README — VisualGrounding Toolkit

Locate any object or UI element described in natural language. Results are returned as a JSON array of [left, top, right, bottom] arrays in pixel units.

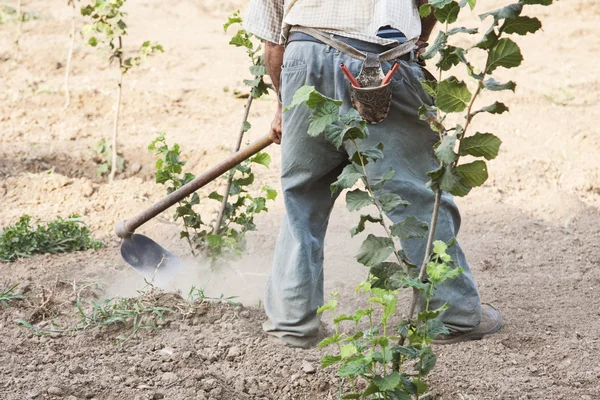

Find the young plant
[[63, 0, 79, 108], [149, 132, 276, 264], [0, 283, 26, 307], [91, 137, 124, 177], [0, 215, 102, 262], [81, 0, 163, 182], [209, 12, 274, 240], [187, 284, 239, 307], [285, 1, 549, 395]]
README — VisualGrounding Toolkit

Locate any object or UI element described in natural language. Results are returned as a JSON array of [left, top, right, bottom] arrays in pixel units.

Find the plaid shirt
[[244, 0, 422, 46]]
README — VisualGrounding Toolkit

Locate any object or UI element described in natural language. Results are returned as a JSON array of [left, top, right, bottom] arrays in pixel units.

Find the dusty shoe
[[265, 321, 332, 349], [432, 303, 503, 345]]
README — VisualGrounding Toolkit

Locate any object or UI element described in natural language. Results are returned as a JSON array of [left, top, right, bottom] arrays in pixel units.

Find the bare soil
[[1, 0, 600, 399]]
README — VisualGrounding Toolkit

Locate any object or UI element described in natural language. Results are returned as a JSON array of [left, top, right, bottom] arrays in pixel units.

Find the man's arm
[[417, 0, 437, 54], [265, 41, 285, 144], [243, 0, 285, 144]]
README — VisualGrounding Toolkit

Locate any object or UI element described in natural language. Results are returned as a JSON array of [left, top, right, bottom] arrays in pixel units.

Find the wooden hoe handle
[[115, 134, 273, 238]]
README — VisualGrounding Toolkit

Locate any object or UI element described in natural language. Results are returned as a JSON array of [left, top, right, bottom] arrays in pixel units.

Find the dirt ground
[[1, 0, 600, 399]]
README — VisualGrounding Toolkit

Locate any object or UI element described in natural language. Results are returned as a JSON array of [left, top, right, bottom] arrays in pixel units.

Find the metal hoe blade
[[120, 234, 184, 281]]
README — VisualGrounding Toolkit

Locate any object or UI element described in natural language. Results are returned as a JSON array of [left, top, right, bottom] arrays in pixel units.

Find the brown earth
[[1, 0, 600, 399]]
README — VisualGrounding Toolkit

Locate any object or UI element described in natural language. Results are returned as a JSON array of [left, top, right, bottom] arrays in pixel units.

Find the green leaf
[[434, 134, 458, 163], [321, 354, 342, 368], [418, 303, 450, 322], [370, 262, 404, 290], [436, 78, 472, 113], [420, 80, 438, 97], [413, 379, 429, 395], [425, 319, 450, 339], [427, 165, 472, 197], [459, 133, 502, 160], [263, 186, 278, 200], [503, 16, 542, 35], [447, 26, 478, 35], [434, 1, 460, 24], [387, 390, 411, 400], [318, 334, 340, 348], [483, 78, 516, 92], [242, 120, 251, 132], [250, 152, 271, 167], [419, 4, 432, 17], [520, 0, 552, 5], [427, 262, 463, 284], [472, 101, 509, 117], [223, 11, 243, 31], [208, 191, 223, 201], [371, 167, 395, 191], [437, 46, 462, 72], [284, 86, 342, 112], [433, 240, 448, 255], [456, 160, 488, 187], [331, 164, 363, 194], [308, 101, 340, 137], [378, 192, 409, 212], [390, 345, 421, 359], [374, 372, 401, 391], [249, 65, 267, 76], [88, 37, 98, 46], [338, 359, 368, 377], [362, 383, 381, 398], [317, 299, 337, 314], [486, 38, 523, 73], [421, 31, 447, 60], [351, 142, 384, 165], [400, 277, 430, 292], [429, 0, 454, 8], [346, 189, 373, 212], [418, 348, 437, 375], [340, 343, 358, 359], [323, 124, 345, 148], [475, 29, 499, 50], [390, 216, 429, 240], [480, 3, 523, 21], [459, 0, 476, 10], [356, 235, 395, 267], [350, 214, 383, 237]]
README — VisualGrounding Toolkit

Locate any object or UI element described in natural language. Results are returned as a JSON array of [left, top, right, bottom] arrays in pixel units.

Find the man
[[244, 0, 502, 348]]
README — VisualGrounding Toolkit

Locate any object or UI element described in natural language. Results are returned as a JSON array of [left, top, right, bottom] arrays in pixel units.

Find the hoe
[[115, 135, 272, 280]]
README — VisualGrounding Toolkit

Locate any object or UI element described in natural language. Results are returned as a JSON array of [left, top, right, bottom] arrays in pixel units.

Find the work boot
[[432, 303, 503, 345]]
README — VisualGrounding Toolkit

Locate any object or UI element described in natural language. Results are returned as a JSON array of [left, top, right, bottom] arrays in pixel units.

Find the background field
[[1, 0, 600, 399]]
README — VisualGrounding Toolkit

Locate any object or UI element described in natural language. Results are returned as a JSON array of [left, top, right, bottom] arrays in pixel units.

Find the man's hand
[[265, 41, 285, 145], [270, 104, 282, 144]]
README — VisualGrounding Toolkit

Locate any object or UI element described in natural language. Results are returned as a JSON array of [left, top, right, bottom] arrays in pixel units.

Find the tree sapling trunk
[[64, 2, 76, 109], [109, 37, 124, 183], [212, 94, 254, 236]]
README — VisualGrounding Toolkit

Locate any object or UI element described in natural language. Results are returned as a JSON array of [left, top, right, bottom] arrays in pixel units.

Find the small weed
[[0, 3, 38, 25], [187, 284, 239, 307], [91, 138, 124, 177], [0, 215, 102, 262], [0, 283, 25, 307], [18, 287, 173, 344], [75, 295, 171, 343]]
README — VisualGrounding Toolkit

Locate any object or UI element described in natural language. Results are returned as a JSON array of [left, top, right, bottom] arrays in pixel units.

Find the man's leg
[[339, 57, 483, 332], [263, 41, 348, 347]]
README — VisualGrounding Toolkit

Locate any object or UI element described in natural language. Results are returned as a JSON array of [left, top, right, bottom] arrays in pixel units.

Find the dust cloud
[[105, 254, 271, 307]]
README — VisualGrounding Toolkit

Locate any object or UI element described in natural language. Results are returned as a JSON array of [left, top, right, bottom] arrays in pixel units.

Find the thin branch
[[109, 36, 123, 183], [64, 4, 76, 109], [212, 94, 254, 237]]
